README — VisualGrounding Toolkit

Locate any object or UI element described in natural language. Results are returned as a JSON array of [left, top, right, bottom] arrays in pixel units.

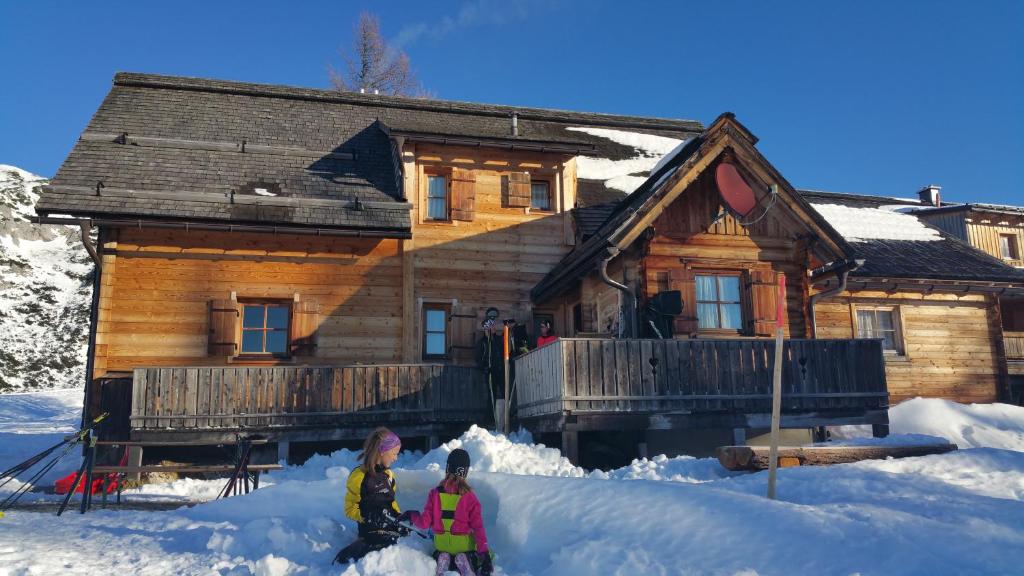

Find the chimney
[[917, 184, 941, 207], [511, 112, 519, 137]]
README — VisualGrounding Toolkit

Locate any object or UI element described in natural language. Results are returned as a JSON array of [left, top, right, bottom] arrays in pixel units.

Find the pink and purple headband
[[379, 431, 401, 453]]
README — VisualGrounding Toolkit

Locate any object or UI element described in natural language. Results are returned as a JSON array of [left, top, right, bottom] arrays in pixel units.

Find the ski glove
[[396, 510, 417, 523], [477, 552, 494, 576]]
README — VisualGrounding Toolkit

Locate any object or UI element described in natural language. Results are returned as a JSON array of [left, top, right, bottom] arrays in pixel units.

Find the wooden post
[[126, 445, 143, 483], [767, 273, 786, 500], [561, 430, 579, 465], [503, 325, 511, 434], [277, 440, 290, 464]]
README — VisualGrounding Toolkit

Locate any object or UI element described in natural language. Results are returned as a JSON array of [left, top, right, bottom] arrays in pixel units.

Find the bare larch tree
[[330, 13, 423, 97]]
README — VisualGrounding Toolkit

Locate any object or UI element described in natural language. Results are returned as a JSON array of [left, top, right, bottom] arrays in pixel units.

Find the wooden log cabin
[[32, 73, 1024, 465], [33, 73, 703, 461]]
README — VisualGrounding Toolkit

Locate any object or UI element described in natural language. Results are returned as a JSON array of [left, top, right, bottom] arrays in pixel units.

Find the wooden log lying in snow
[[716, 444, 958, 471]]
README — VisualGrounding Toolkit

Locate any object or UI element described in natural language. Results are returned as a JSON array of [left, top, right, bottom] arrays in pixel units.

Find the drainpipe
[[599, 248, 637, 338], [809, 258, 864, 338], [79, 220, 102, 269], [80, 227, 104, 437]]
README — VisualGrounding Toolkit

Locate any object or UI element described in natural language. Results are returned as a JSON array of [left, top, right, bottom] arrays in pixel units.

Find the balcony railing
[[514, 338, 888, 419], [128, 364, 490, 432]]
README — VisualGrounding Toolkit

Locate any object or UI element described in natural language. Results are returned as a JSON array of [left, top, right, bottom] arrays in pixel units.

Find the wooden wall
[[965, 215, 1024, 269], [402, 143, 577, 362], [641, 169, 811, 337], [94, 228, 404, 376], [814, 290, 1002, 403]]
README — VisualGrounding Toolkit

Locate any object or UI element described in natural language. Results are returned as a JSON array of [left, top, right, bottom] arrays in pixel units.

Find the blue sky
[[1, 0, 1021, 204]]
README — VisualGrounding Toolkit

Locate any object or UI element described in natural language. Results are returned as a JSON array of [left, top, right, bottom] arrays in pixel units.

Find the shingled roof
[[36, 73, 700, 233], [800, 190, 1024, 284]]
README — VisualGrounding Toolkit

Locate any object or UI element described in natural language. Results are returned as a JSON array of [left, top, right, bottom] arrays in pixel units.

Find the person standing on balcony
[[536, 320, 558, 347], [334, 428, 408, 565], [476, 319, 505, 425]]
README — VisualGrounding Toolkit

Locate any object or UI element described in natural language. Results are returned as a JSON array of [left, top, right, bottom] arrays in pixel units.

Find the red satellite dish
[[715, 162, 757, 218]]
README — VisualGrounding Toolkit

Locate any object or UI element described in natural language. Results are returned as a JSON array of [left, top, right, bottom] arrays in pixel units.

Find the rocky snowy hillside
[[0, 165, 92, 391]]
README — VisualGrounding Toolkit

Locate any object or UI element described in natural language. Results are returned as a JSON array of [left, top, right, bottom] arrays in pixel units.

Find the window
[[423, 304, 450, 359], [241, 302, 290, 355], [427, 174, 448, 220], [531, 180, 551, 211], [856, 307, 902, 354], [1000, 234, 1019, 260], [696, 274, 742, 330]]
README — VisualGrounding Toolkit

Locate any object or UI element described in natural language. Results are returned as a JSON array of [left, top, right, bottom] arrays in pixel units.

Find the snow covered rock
[[0, 165, 93, 391]]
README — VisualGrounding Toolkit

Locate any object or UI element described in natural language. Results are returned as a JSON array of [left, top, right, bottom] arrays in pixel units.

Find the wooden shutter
[[449, 304, 478, 363], [745, 269, 779, 337], [507, 171, 531, 207], [668, 268, 698, 336], [451, 168, 476, 221], [290, 299, 320, 357], [208, 299, 240, 356]]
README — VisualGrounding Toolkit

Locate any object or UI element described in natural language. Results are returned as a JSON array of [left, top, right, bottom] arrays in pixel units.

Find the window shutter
[[449, 304, 478, 363], [208, 299, 240, 356], [290, 299, 320, 357], [668, 269, 698, 336], [507, 171, 531, 208], [745, 269, 779, 337], [451, 168, 476, 221]]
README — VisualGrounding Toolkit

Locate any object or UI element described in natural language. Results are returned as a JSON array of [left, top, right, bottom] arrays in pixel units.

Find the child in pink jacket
[[402, 449, 492, 576]]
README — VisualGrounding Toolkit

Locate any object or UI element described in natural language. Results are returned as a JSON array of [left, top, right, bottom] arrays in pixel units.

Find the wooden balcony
[[117, 364, 490, 443], [1005, 332, 1024, 360], [514, 338, 889, 432]]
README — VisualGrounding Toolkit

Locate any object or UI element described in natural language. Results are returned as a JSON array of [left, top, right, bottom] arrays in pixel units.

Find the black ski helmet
[[446, 448, 471, 478]]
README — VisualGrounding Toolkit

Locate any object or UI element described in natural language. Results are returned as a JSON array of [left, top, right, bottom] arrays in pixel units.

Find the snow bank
[[4, 391, 1024, 574], [832, 397, 1024, 451]]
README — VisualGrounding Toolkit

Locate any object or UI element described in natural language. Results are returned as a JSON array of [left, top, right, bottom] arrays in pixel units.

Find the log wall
[[643, 168, 810, 337], [814, 290, 1002, 403], [94, 228, 405, 375], [403, 143, 576, 361]]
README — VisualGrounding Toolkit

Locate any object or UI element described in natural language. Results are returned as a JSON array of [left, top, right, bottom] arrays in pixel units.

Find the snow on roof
[[567, 127, 685, 193], [811, 202, 942, 242]]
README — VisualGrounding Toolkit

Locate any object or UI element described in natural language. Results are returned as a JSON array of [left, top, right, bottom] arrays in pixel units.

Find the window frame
[[425, 172, 450, 222], [422, 303, 452, 361], [999, 233, 1019, 260], [694, 272, 744, 334], [237, 299, 293, 359], [852, 305, 905, 356], [529, 178, 552, 211]]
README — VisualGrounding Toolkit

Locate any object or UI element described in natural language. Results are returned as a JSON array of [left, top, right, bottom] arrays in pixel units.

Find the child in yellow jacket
[[333, 427, 406, 565]]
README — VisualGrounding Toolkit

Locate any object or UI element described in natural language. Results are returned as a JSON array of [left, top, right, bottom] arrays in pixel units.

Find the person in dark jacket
[[333, 428, 407, 564]]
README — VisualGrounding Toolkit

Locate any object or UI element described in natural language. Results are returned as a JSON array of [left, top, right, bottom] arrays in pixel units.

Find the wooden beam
[[716, 443, 957, 471]]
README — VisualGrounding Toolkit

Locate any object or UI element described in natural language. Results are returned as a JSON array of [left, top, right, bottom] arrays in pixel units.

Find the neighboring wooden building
[[913, 198, 1024, 401]]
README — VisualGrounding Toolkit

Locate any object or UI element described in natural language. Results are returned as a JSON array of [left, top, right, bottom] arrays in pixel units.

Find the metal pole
[[767, 273, 787, 500], [503, 325, 511, 434]]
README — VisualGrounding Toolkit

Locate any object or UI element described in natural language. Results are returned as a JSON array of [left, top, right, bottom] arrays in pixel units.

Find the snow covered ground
[[2, 391, 1023, 575]]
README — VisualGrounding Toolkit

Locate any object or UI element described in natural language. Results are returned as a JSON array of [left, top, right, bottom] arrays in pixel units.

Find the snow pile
[[0, 165, 93, 391], [412, 425, 585, 477], [810, 202, 942, 242], [567, 127, 685, 194], [890, 398, 1024, 450], [831, 397, 1024, 451], [592, 453, 739, 483]]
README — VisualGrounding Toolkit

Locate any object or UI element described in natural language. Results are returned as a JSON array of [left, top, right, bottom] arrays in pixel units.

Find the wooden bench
[[89, 463, 283, 506]]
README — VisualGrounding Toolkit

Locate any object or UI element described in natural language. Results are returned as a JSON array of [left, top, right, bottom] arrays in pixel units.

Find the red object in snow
[[715, 162, 757, 218], [54, 472, 119, 495]]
